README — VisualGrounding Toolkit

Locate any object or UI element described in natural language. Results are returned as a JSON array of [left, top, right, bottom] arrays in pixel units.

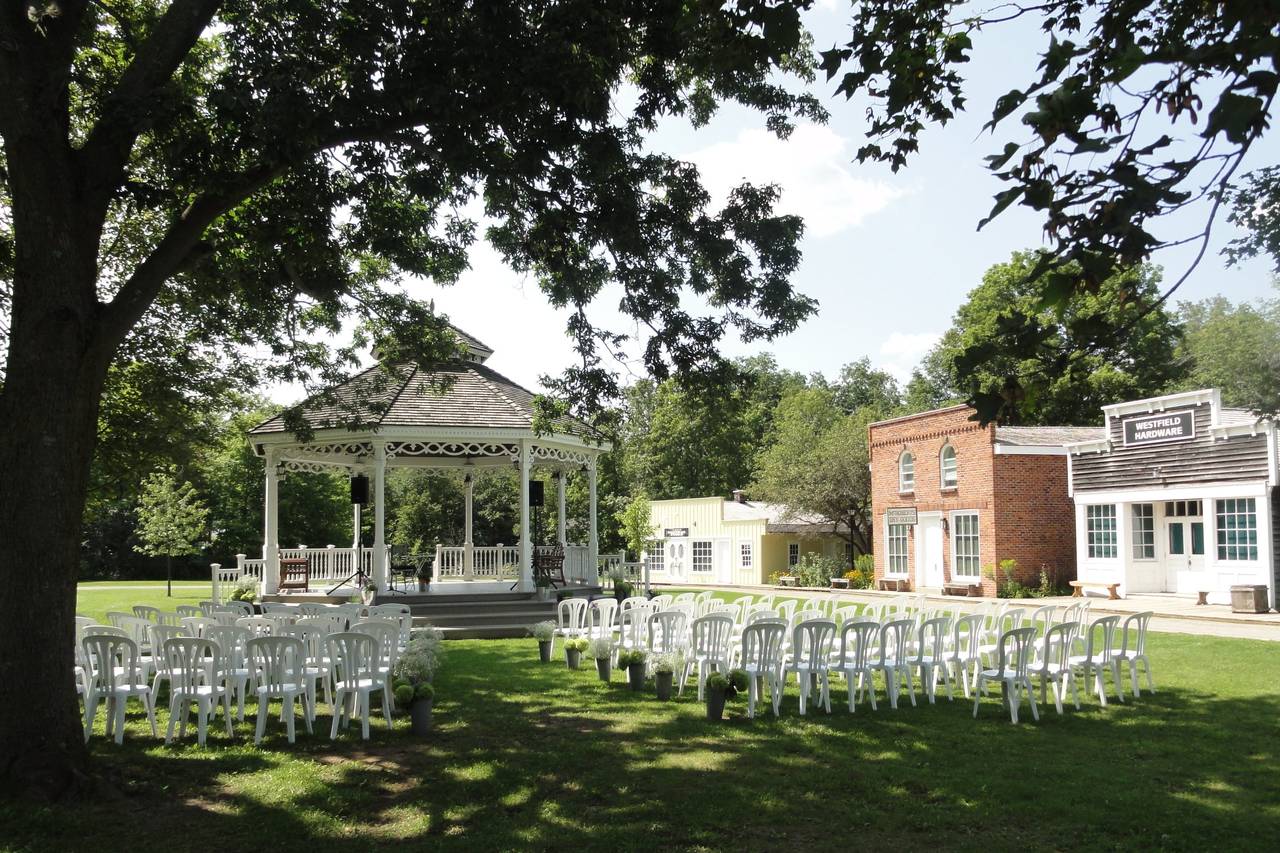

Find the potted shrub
[[229, 577, 258, 608], [588, 637, 614, 681], [535, 574, 554, 602], [651, 651, 682, 700], [705, 668, 749, 721], [530, 620, 556, 662], [391, 626, 445, 736], [361, 581, 377, 605], [617, 650, 647, 691], [564, 637, 588, 669], [416, 563, 432, 593]]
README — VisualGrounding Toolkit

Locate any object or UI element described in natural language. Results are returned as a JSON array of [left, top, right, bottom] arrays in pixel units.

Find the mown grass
[[4, 592, 1279, 852], [75, 582, 216, 623]]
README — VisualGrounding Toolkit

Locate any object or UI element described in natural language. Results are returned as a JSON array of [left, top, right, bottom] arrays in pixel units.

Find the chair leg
[[285, 695, 296, 744], [166, 695, 179, 745], [972, 678, 982, 718], [382, 685, 394, 730], [113, 699, 126, 745], [197, 699, 209, 747], [360, 692, 371, 740], [1111, 660, 1125, 703], [1142, 656, 1155, 693], [145, 692, 158, 737], [254, 697, 268, 745], [1026, 678, 1039, 722], [330, 688, 343, 739]]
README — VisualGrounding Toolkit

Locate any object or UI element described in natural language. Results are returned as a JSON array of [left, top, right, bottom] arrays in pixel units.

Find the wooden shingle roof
[[249, 360, 581, 435]]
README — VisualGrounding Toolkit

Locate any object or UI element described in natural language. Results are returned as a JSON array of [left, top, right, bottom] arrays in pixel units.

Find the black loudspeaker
[[350, 474, 369, 505], [528, 480, 544, 507]]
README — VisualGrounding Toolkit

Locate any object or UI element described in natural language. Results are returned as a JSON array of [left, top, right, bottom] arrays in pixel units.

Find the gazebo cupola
[[244, 324, 608, 595]]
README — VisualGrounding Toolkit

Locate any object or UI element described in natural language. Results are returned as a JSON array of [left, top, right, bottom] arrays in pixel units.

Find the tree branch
[[76, 0, 224, 214]]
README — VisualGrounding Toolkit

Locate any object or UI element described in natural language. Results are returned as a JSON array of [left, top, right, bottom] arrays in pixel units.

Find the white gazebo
[[233, 327, 611, 596]]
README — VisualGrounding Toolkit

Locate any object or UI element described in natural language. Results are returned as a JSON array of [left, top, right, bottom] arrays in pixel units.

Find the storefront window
[[1086, 505, 1117, 559], [899, 451, 915, 492], [951, 512, 980, 577], [740, 543, 753, 568], [1215, 498, 1258, 561], [691, 540, 713, 572], [1131, 504, 1155, 559], [887, 523, 909, 574], [645, 541, 664, 573], [787, 542, 799, 567], [940, 444, 958, 489]]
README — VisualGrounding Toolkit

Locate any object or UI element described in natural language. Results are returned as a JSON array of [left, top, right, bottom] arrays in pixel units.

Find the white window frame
[[898, 450, 915, 493], [691, 540, 713, 573], [1215, 498, 1258, 562], [1131, 504, 1155, 560], [645, 540, 665, 573], [739, 542, 753, 569], [886, 521, 910, 576], [787, 542, 800, 567], [940, 444, 958, 490], [1086, 504, 1118, 559], [949, 511, 980, 578]]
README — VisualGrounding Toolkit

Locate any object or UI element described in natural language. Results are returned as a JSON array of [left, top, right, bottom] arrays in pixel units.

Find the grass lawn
[[4, 585, 1279, 851], [75, 581, 216, 623]]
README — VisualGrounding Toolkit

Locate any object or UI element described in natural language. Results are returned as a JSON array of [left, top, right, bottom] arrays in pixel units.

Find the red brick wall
[[991, 453, 1077, 589], [868, 406, 1076, 595], [868, 406, 997, 593]]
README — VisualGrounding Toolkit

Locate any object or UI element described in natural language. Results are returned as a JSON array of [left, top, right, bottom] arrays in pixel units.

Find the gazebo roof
[[249, 359, 585, 436]]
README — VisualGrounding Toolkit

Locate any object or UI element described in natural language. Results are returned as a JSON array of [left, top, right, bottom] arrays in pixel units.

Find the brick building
[[868, 405, 1102, 595]]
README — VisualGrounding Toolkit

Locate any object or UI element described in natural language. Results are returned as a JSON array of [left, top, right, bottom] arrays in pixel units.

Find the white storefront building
[[1067, 389, 1278, 606]]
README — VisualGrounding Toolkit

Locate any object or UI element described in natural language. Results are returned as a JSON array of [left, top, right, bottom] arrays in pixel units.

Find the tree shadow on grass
[[4, 639, 1279, 852]]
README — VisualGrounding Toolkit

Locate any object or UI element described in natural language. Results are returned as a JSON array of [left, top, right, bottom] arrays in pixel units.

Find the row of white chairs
[[75, 608, 413, 746]]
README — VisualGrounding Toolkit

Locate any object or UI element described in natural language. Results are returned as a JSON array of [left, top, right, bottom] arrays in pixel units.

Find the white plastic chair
[[205, 625, 253, 720], [247, 635, 314, 744], [349, 618, 401, 696], [161, 637, 234, 747], [132, 605, 162, 622], [553, 598, 589, 654], [1032, 621, 1079, 715], [909, 616, 953, 704], [869, 618, 916, 709], [236, 616, 275, 637], [943, 613, 984, 697], [615, 605, 651, 660], [740, 619, 787, 719], [1111, 611, 1155, 697], [973, 626, 1039, 724], [1068, 615, 1122, 706], [281, 623, 332, 708], [175, 605, 203, 619], [776, 599, 797, 622], [833, 620, 879, 712], [683, 614, 734, 699], [585, 598, 619, 640], [647, 610, 688, 658], [82, 631, 159, 744], [179, 616, 217, 638], [327, 632, 391, 740], [785, 619, 836, 715], [147, 624, 188, 695]]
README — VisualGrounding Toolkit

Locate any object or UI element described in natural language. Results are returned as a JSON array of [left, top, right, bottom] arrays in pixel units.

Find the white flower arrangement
[[394, 625, 446, 686], [586, 636, 615, 660], [650, 650, 684, 674], [530, 620, 556, 642]]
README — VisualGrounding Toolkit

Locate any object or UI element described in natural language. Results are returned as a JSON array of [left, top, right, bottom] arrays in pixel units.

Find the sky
[[275, 4, 1279, 403]]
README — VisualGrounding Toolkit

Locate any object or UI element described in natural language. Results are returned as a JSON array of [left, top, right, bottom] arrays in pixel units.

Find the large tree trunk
[[0, 126, 111, 797]]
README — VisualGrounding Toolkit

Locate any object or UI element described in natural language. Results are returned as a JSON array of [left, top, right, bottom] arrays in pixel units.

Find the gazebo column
[[556, 471, 567, 546], [587, 457, 599, 582], [372, 443, 388, 591], [463, 473, 475, 582], [262, 449, 281, 595], [519, 440, 532, 591]]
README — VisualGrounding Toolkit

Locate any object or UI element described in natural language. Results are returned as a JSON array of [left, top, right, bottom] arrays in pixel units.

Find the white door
[[1164, 517, 1205, 591], [920, 516, 945, 587], [714, 539, 732, 584], [666, 540, 687, 581]]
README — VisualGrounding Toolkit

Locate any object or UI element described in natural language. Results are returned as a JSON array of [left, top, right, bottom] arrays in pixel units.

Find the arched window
[[940, 443, 958, 489], [898, 451, 915, 492]]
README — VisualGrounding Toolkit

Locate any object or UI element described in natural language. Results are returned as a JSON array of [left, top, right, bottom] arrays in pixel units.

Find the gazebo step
[[413, 609, 556, 629], [437, 623, 554, 640]]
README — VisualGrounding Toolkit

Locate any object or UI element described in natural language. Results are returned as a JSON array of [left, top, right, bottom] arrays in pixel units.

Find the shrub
[[727, 669, 749, 693], [792, 553, 845, 588], [843, 554, 875, 589], [529, 621, 556, 642], [229, 577, 258, 602], [564, 638, 590, 653], [985, 559, 1033, 598], [394, 684, 414, 707], [617, 649, 647, 667], [705, 672, 730, 693], [414, 682, 434, 702], [1032, 563, 1071, 597]]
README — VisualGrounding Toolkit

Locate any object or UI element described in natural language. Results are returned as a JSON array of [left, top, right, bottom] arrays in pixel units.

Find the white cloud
[[684, 123, 906, 238], [878, 331, 941, 383]]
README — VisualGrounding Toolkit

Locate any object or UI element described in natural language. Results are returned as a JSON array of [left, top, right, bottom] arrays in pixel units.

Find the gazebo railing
[[433, 544, 521, 579]]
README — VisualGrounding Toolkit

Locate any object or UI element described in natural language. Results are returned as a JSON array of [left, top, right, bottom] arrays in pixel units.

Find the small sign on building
[[1122, 410, 1195, 447], [663, 527, 689, 538], [885, 507, 918, 526]]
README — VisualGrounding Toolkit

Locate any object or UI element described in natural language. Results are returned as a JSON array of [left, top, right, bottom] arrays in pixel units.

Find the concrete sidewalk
[[654, 582, 1280, 643]]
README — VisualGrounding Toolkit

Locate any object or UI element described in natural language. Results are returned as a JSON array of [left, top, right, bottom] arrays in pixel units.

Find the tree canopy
[[819, 0, 1280, 420]]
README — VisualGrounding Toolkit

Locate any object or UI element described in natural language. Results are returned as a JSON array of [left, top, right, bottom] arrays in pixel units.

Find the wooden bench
[[279, 557, 310, 592], [1069, 580, 1121, 600], [943, 582, 982, 597], [777, 575, 798, 587], [877, 578, 910, 592]]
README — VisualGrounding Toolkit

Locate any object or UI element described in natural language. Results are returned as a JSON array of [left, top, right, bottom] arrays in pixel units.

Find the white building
[[1067, 389, 1277, 606]]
